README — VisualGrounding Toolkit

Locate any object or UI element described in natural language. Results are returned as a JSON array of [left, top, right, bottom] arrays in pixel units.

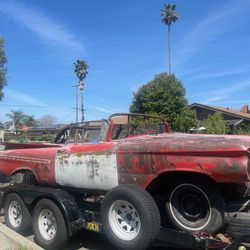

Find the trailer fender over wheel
[[4, 193, 32, 234], [33, 199, 68, 250], [165, 177, 225, 233], [101, 184, 161, 250]]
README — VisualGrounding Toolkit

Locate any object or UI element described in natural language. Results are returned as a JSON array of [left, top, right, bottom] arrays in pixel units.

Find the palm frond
[[161, 3, 180, 25]]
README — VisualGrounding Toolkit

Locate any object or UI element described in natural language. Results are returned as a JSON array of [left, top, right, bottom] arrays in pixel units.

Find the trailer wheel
[[165, 177, 224, 233], [33, 199, 68, 250], [101, 185, 160, 250], [4, 193, 32, 234]]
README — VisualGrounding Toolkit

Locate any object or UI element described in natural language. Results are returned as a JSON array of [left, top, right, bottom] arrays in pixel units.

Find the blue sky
[[0, 0, 250, 123]]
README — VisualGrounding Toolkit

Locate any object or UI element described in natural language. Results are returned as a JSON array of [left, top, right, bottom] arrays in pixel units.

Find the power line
[[0, 104, 48, 108]]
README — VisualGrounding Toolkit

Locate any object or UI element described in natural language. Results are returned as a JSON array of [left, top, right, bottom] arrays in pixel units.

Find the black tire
[[224, 211, 250, 238], [33, 199, 68, 250], [101, 184, 160, 250], [165, 176, 224, 233], [4, 193, 32, 234], [23, 171, 37, 185]]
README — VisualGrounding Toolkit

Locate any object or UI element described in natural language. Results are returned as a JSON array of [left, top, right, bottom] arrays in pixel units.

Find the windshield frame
[[107, 113, 170, 141]]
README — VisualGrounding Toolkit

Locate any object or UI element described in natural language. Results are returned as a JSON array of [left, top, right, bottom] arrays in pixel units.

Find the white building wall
[[0, 129, 4, 142]]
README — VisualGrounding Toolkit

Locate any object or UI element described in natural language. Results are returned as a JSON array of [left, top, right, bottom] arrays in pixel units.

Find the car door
[[55, 141, 119, 191]]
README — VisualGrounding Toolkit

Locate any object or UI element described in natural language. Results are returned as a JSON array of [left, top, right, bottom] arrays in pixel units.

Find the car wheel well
[[146, 171, 247, 201], [11, 169, 37, 184], [146, 171, 217, 196]]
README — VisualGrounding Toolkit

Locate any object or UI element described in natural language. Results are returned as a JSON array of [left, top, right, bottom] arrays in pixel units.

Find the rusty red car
[[0, 113, 250, 249]]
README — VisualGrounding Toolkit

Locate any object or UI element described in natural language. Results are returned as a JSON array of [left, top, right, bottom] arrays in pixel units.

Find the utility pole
[[72, 84, 79, 123], [79, 81, 84, 123], [73, 60, 88, 123]]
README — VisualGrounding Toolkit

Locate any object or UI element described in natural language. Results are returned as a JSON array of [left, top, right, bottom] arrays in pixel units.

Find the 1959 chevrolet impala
[[0, 113, 250, 238]]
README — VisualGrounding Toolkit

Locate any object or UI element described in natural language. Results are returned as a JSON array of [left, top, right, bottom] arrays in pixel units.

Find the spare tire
[[165, 176, 224, 233], [101, 184, 160, 250]]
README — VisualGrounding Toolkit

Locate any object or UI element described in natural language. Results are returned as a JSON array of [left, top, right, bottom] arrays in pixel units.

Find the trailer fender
[[1, 184, 83, 236]]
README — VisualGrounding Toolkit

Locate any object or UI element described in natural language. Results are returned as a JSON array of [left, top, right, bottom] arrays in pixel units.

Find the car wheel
[[33, 199, 68, 250], [23, 171, 37, 185], [101, 184, 160, 250], [4, 193, 32, 234], [165, 177, 224, 233]]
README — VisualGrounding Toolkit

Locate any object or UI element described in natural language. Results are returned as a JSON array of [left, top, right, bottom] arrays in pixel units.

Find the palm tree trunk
[[168, 24, 171, 75]]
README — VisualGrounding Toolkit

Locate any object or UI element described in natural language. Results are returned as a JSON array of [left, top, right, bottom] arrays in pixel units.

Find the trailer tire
[[165, 177, 224, 233], [4, 193, 32, 234], [101, 184, 160, 250], [224, 212, 250, 238], [33, 199, 68, 250]]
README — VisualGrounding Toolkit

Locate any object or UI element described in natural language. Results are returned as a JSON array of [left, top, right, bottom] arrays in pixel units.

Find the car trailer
[[0, 184, 250, 250]]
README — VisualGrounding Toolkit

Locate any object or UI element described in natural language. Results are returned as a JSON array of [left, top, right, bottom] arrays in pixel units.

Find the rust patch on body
[[196, 163, 204, 170], [34, 164, 39, 175], [86, 156, 100, 180], [216, 161, 243, 174], [42, 164, 49, 173]]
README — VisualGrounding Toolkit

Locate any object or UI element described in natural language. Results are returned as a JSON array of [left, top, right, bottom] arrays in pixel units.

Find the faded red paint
[[117, 133, 250, 187], [0, 113, 250, 192], [0, 146, 59, 185]]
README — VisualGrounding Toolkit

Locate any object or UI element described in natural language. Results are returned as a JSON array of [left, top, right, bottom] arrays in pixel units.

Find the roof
[[190, 103, 250, 121]]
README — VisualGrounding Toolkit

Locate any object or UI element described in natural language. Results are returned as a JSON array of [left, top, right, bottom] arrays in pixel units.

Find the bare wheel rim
[[38, 209, 57, 241], [108, 200, 141, 241], [169, 183, 212, 231], [8, 200, 22, 228]]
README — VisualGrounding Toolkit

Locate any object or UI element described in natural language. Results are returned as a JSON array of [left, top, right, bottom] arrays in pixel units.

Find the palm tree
[[161, 4, 180, 75], [23, 114, 38, 127], [74, 60, 88, 81], [6, 110, 24, 133], [74, 60, 88, 122]]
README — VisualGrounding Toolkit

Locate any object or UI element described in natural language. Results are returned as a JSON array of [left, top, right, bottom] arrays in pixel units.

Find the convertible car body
[[0, 113, 249, 189], [0, 113, 250, 236]]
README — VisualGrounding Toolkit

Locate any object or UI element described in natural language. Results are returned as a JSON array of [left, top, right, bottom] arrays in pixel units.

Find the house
[[26, 124, 66, 141], [0, 123, 4, 142], [190, 103, 250, 127]]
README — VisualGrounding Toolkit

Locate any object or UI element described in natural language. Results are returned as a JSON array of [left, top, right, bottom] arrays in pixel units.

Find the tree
[[161, 4, 180, 75], [232, 122, 250, 135], [74, 59, 88, 122], [4, 121, 12, 131], [174, 106, 199, 132], [74, 59, 88, 81], [130, 73, 187, 125], [5, 110, 37, 133], [23, 114, 38, 127], [0, 37, 7, 100], [6, 110, 25, 133], [38, 115, 57, 127], [201, 112, 227, 134]]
